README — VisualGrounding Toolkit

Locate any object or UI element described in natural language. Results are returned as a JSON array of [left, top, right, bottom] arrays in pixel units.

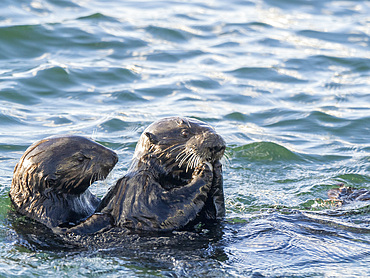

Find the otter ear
[[144, 132, 159, 144], [177, 118, 185, 125], [177, 118, 191, 128]]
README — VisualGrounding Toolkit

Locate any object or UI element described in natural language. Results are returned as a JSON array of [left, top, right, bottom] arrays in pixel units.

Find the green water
[[0, 0, 369, 277]]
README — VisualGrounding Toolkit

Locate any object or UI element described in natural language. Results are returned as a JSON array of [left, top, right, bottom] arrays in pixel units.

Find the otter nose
[[101, 150, 118, 172], [209, 145, 226, 154], [106, 152, 119, 172], [112, 152, 119, 165]]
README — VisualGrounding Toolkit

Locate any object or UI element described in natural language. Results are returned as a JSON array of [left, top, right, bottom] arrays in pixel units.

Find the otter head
[[11, 135, 118, 198], [132, 117, 226, 189]]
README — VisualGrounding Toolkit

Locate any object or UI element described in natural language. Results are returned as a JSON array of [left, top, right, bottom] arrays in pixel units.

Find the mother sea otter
[[10, 117, 226, 235], [66, 117, 226, 234]]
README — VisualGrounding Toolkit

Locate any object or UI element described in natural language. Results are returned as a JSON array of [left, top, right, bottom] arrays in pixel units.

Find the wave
[[229, 141, 304, 162]]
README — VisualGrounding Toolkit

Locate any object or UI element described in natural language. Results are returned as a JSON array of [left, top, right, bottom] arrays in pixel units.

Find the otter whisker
[[156, 144, 184, 156], [175, 150, 188, 163], [186, 152, 199, 172], [192, 154, 201, 171], [181, 152, 195, 170], [175, 149, 186, 158], [154, 145, 181, 160], [178, 156, 188, 169], [187, 155, 195, 172], [183, 153, 191, 172], [167, 144, 185, 153], [189, 155, 195, 171], [89, 175, 94, 187], [173, 145, 187, 155], [222, 152, 231, 168], [194, 155, 201, 170], [177, 151, 193, 169]]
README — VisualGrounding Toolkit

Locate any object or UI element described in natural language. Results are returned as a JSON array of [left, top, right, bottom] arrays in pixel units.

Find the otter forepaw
[[193, 162, 211, 176]]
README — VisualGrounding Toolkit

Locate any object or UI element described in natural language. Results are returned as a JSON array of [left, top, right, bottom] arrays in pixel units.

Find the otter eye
[[181, 130, 189, 138], [76, 154, 90, 162]]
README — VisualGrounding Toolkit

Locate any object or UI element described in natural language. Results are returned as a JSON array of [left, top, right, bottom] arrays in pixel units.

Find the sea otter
[[9, 135, 118, 229], [328, 185, 370, 203], [64, 117, 226, 234]]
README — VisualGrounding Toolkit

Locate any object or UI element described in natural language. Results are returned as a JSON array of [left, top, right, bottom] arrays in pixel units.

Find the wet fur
[[10, 136, 118, 229], [67, 117, 226, 234]]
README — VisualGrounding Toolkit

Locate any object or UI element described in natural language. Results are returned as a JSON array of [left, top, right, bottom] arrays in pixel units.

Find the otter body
[[10, 117, 226, 235], [67, 117, 226, 234], [10, 135, 118, 229]]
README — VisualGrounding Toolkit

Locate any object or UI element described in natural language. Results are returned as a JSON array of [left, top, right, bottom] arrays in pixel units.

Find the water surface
[[0, 0, 369, 277]]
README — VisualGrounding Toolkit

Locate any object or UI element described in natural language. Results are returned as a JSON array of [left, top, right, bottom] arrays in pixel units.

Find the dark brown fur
[[10, 135, 118, 229], [67, 117, 226, 234]]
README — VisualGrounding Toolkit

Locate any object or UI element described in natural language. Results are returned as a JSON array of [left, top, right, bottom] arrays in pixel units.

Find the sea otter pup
[[66, 117, 226, 234], [9, 135, 118, 229]]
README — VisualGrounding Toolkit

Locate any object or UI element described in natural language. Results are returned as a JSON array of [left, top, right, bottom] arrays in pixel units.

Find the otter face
[[134, 117, 225, 189], [11, 136, 118, 196]]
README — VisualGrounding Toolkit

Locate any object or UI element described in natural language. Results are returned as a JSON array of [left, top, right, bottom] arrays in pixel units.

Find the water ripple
[[0, 0, 370, 276]]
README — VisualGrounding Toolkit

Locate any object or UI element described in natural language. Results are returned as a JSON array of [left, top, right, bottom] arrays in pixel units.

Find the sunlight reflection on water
[[0, 0, 369, 276]]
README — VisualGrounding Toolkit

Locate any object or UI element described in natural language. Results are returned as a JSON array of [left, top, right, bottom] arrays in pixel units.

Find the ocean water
[[0, 0, 369, 277]]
